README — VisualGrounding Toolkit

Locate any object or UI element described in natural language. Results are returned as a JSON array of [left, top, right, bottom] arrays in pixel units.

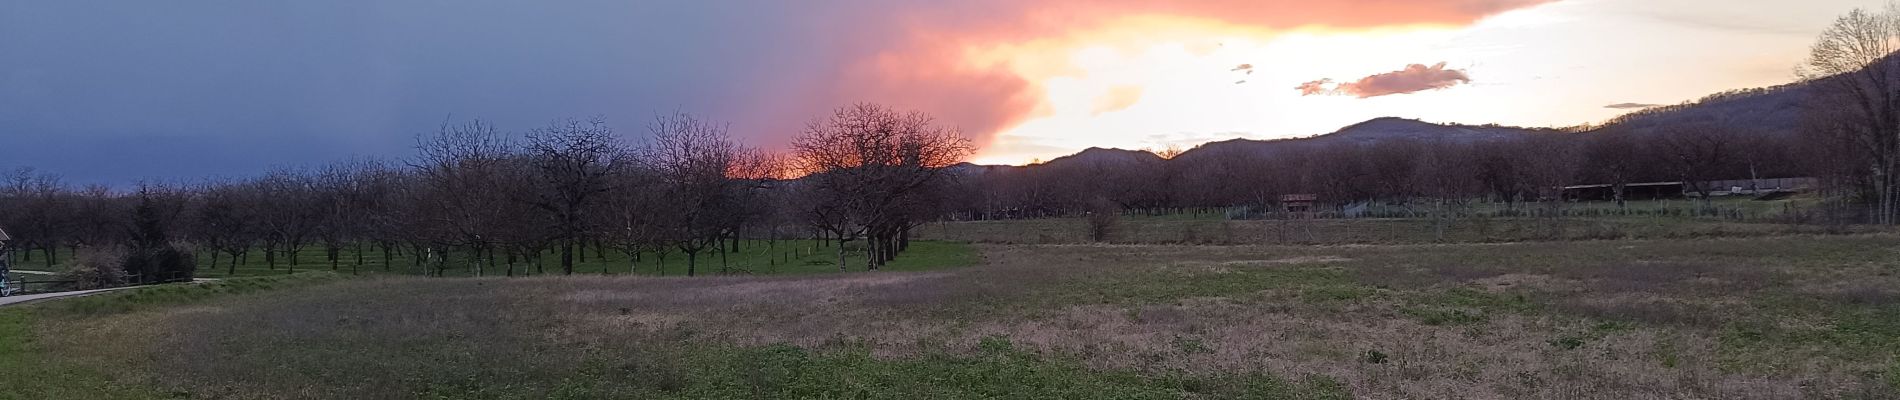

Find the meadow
[[3, 223, 1900, 398]]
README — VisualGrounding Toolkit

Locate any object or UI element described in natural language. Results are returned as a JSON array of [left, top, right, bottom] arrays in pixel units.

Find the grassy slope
[[917, 213, 1881, 245], [0, 273, 348, 400], [0, 272, 1346, 399], [9, 234, 1900, 398]]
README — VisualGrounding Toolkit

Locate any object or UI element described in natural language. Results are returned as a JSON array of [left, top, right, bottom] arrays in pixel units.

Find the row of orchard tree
[[0, 104, 974, 280]]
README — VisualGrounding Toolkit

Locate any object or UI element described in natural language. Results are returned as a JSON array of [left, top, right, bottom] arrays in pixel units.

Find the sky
[[0, 0, 1885, 185]]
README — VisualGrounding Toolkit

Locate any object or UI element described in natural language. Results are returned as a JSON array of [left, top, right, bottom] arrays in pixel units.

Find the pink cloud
[[1298, 62, 1472, 98]]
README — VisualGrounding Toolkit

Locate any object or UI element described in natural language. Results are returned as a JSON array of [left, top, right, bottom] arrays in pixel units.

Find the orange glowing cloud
[[808, 0, 1558, 153], [1091, 85, 1146, 115]]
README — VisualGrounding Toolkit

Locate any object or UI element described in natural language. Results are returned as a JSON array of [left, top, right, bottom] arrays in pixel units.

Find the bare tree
[[791, 103, 974, 271], [1801, 4, 1900, 224], [644, 111, 745, 277], [251, 169, 322, 273], [1411, 141, 1480, 241], [1, 168, 73, 268], [410, 119, 517, 276], [1581, 128, 1645, 208], [1654, 121, 1734, 211], [189, 180, 256, 275], [523, 117, 628, 275], [1513, 135, 1583, 228]]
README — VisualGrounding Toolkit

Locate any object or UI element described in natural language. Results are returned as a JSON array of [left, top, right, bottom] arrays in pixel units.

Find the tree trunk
[[899, 226, 912, 252], [836, 239, 848, 272], [485, 248, 497, 277], [687, 251, 697, 277], [561, 240, 575, 275], [864, 236, 877, 271]]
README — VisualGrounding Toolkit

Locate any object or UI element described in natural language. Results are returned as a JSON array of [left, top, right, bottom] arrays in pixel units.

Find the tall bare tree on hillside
[[1802, 4, 1900, 224]]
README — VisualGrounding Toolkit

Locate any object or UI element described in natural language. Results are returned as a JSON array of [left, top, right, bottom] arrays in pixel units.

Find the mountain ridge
[[968, 79, 1811, 170]]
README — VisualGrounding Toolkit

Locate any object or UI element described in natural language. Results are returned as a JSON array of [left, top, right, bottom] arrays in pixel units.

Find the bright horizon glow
[[962, 0, 1882, 165]]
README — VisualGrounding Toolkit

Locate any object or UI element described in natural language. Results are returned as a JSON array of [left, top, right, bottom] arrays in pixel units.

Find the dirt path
[[0, 286, 143, 307], [0, 277, 221, 307]]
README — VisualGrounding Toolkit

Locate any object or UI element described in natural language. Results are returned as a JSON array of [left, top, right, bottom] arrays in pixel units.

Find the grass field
[[4, 232, 1900, 398], [918, 213, 1883, 245], [1135, 196, 1820, 220]]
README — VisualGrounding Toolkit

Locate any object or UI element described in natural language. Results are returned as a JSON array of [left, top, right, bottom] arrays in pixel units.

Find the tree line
[[0, 104, 973, 280], [946, 119, 1811, 221]]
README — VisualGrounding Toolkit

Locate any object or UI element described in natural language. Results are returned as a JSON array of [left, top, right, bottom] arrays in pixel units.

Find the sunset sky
[[0, 0, 1885, 184]]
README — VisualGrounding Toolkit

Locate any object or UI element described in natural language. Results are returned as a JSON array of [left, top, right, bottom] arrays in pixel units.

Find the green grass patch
[[0, 273, 354, 400], [1394, 287, 1538, 326], [1039, 266, 1357, 307], [0, 309, 160, 400], [412, 338, 1351, 400], [40, 272, 346, 317]]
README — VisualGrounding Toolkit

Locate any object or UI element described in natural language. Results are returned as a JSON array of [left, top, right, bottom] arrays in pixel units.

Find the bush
[[121, 243, 195, 284], [56, 248, 130, 290]]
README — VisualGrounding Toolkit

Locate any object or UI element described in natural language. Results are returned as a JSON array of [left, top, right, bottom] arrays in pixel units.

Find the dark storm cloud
[[0, 1, 833, 186], [0, 0, 1554, 185]]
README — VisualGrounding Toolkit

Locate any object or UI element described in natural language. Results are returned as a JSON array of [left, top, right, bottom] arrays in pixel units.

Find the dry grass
[[916, 216, 1892, 246], [20, 235, 1900, 399]]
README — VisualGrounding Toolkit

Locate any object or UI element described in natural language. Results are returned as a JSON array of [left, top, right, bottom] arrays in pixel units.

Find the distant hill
[[1169, 117, 1552, 162], [956, 80, 1817, 171], [1037, 147, 1163, 168], [1325, 117, 1547, 143], [1595, 84, 1809, 137]]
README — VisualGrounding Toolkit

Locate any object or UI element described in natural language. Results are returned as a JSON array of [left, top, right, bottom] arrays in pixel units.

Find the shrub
[[121, 243, 195, 284], [56, 248, 130, 290], [1360, 349, 1389, 364]]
